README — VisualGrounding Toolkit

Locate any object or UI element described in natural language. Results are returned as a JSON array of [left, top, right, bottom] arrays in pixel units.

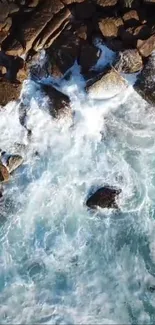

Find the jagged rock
[[115, 49, 143, 73], [0, 162, 9, 183], [3, 0, 64, 56], [33, 8, 71, 51], [79, 42, 100, 73], [134, 53, 155, 105], [86, 186, 122, 209], [47, 29, 81, 75], [137, 35, 155, 57], [95, 0, 118, 7], [87, 67, 127, 99], [0, 79, 21, 106], [0, 152, 24, 174], [122, 10, 140, 27], [0, 2, 19, 21], [41, 84, 72, 119], [98, 17, 124, 38], [28, 0, 40, 7]]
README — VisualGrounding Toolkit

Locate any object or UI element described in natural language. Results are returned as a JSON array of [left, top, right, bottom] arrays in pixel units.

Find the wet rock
[[79, 42, 100, 73], [47, 29, 81, 75], [86, 186, 122, 209], [41, 84, 72, 119], [0, 161, 9, 183], [134, 53, 155, 106], [75, 25, 88, 40], [137, 35, 155, 57], [115, 49, 143, 73], [0, 151, 24, 174], [98, 17, 124, 38], [0, 79, 21, 106], [87, 67, 127, 99], [61, 0, 84, 3]]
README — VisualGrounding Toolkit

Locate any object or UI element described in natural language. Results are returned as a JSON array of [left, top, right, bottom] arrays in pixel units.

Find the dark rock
[[79, 42, 100, 73], [98, 17, 124, 38], [41, 84, 72, 119], [0, 51, 24, 82], [74, 1, 96, 20], [134, 53, 155, 105], [61, 0, 84, 3], [86, 186, 122, 209], [74, 25, 88, 40], [47, 29, 81, 75], [122, 10, 140, 27], [137, 35, 155, 57], [115, 49, 143, 73]]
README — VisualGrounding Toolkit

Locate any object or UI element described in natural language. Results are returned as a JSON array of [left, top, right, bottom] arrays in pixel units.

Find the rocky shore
[[0, 0, 155, 210]]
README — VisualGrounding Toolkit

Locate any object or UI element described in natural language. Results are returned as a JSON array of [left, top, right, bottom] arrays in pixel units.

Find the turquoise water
[[0, 69, 155, 324]]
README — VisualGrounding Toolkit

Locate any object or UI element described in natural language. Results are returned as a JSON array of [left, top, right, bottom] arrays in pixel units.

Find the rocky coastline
[[0, 0, 155, 210]]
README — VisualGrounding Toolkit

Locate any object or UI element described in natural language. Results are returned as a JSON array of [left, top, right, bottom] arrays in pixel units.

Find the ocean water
[[0, 56, 155, 324]]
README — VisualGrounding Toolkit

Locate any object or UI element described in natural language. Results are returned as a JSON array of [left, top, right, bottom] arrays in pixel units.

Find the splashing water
[[1, 63, 155, 325]]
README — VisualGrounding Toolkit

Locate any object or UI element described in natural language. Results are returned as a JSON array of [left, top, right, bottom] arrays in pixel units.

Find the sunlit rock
[[0, 151, 24, 174], [0, 161, 9, 182], [86, 186, 122, 209], [86, 67, 127, 99]]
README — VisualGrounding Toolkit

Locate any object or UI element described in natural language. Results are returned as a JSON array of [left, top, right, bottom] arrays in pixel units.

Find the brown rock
[[115, 49, 143, 73], [74, 1, 96, 20], [99, 17, 123, 38], [28, 0, 40, 7], [79, 42, 100, 72], [4, 0, 64, 56], [0, 162, 9, 183], [75, 25, 88, 40], [143, 0, 155, 3], [0, 79, 21, 106], [86, 186, 122, 209], [1, 153, 24, 174], [33, 8, 71, 51], [41, 84, 72, 119], [0, 2, 19, 21], [137, 35, 155, 57], [123, 10, 140, 27], [96, 0, 118, 6]]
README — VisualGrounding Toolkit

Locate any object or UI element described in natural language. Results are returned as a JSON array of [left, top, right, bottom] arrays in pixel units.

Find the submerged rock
[[0, 151, 23, 174], [0, 161, 9, 182], [86, 186, 122, 209], [86, 67, 127, 99]]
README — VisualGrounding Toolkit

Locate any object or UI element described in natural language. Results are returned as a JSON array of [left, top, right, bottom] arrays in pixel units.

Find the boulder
[[41, 84, 72, 119], [86, 67, 127, 99], [98, 17, 124, 38], [0, 51, 24, 82], [0, 162, 9, 183], [86, 186, 122, 209], [115, 49, 143, 73], [137, 35, 155, 57], [0, 152, 24, 173], [134, 53, 155, 105]]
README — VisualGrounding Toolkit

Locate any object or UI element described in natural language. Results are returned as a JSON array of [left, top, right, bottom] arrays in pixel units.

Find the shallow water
[[0, 63, 155, 324]]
